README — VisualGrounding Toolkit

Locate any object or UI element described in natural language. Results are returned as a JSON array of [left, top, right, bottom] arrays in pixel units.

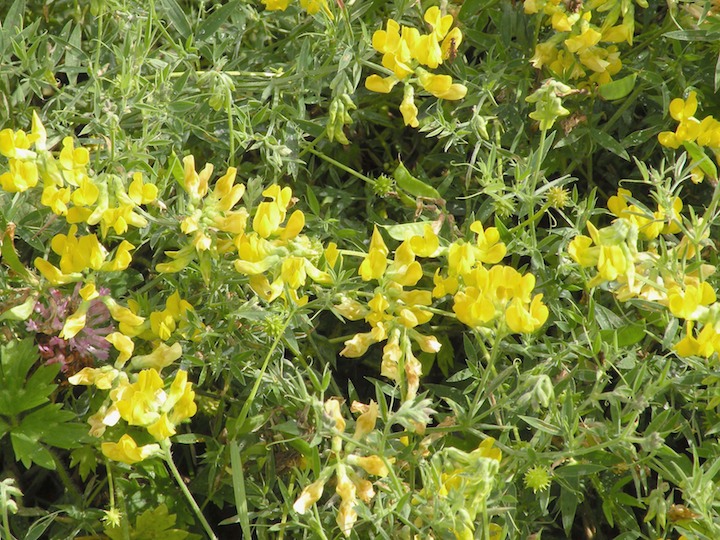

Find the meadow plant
[[2, 0, 720, 538]]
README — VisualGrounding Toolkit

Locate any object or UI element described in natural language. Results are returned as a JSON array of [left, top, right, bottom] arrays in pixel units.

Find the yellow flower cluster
[[156, 156, 248, 277], [568, 187, 720, 358], [69, 367, 197, 464], [336, 225, 440, 401], [525, 0, 643, 86], [0, 114, 157, 235], [233, 184, 332, 304], [658, 91, 720, 184], [156, 159, 332, 304], [293, 399, 388, 537], [433, 222, 549, 334], [416, 438, 503, 540], [365, 7, 467, 127], [337, 222, 547, 400], [261, 0, 333, 18]]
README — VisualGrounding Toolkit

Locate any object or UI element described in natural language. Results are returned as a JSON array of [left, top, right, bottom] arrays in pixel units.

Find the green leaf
[[381, 221, 431, 241], [10, 431, 55, 469], [518, 415, 563, 436], [598, 73, 637, 101], [158, 0, 192, 37], [70, 446, 97, 482], [560, 485, 579, 536], [1, 0, 26, 48], [0, 339, 57, 417], [556, 463, 606, 477], [22, 512, 62, 540], [663, 29, 720, 41], [197, 0, 240, 42], [105, 504, 194, 540], [0, 296, 36, 321], [683, 141, 717, 180], [592, 130, 629, 161], [615, 322, 646, 347], [231, 440, 252, 539], [306, 184, 320, 215], [0, 222, 35, 282]]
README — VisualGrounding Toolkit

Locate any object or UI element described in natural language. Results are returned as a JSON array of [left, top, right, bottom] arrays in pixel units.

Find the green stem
[[303, 146, 376, 187], [226, 86, 235, 166], [235, 307, 296, 428], [164, 444, 218, 540], [510, 201, 552, 234], [50, 448, 82, 503]]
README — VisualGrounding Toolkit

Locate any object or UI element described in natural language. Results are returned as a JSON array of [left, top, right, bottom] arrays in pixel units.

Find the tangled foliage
[[2, 0, 720, 539]]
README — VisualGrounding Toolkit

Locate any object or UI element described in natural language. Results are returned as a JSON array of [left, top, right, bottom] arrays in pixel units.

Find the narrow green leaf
[[684, 141, 717, 180], [598, 73, 637, 101], [518, 415, 563, 436], [158, 0, 192, 37], [592, 130, 629, 161], [1, 223, 34, 282], [2, 0, 26, 36], [197, 0, 239, 41], [306, 184, 320, 215], [663, 29, 720, 41], [230, 441, 252, 539]]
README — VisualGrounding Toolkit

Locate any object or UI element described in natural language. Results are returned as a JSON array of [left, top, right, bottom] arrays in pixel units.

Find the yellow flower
[[353, 400, 378, 440], [0, 159, 38, 192], [262, 0, 290, 9], [147, 413, 177, 441], [423, 6, 454, 41], [183, 155, 212, 201], [675, 322, 718, 358], [347, 454, 389, 477], [359, 226, 389, 281], [166, 370, 197, 424], [58, 136, 89, 186], [505, 294, 549, 333], [416, 68, 467, 100], [128, 172, 158, 205], [131, 342, 183, 371], [669, 91, 698, 123], [106, 332, 135, 367], [470, 221, 506, 264], [668, 282, 716, 320], [101, 240, 135, 272], [400, 85, 419, 128], [324, 399, 346, 432], [335, 464, 358, 536], [115, 369, 165, 426], [68, 366, 119, 390], [365, 74, 399, 94], [293, 479, 326, 514], [101, 434, 160, 465], [34, 258, 81, 285]]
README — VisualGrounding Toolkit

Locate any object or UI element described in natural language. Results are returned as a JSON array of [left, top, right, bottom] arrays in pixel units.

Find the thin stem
[[227, 86, 235, 166], [235, 306, 297, 428], [164, 444, 218, 540], [303, 146, 376, 187]]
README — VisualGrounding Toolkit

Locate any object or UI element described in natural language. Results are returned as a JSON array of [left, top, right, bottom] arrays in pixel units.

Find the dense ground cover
[[2, 0, 720, 538]]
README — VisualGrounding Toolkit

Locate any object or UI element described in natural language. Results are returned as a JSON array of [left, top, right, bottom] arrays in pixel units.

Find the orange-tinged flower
[[346, 454, 389, 477], [293, 479, 326, 514]]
